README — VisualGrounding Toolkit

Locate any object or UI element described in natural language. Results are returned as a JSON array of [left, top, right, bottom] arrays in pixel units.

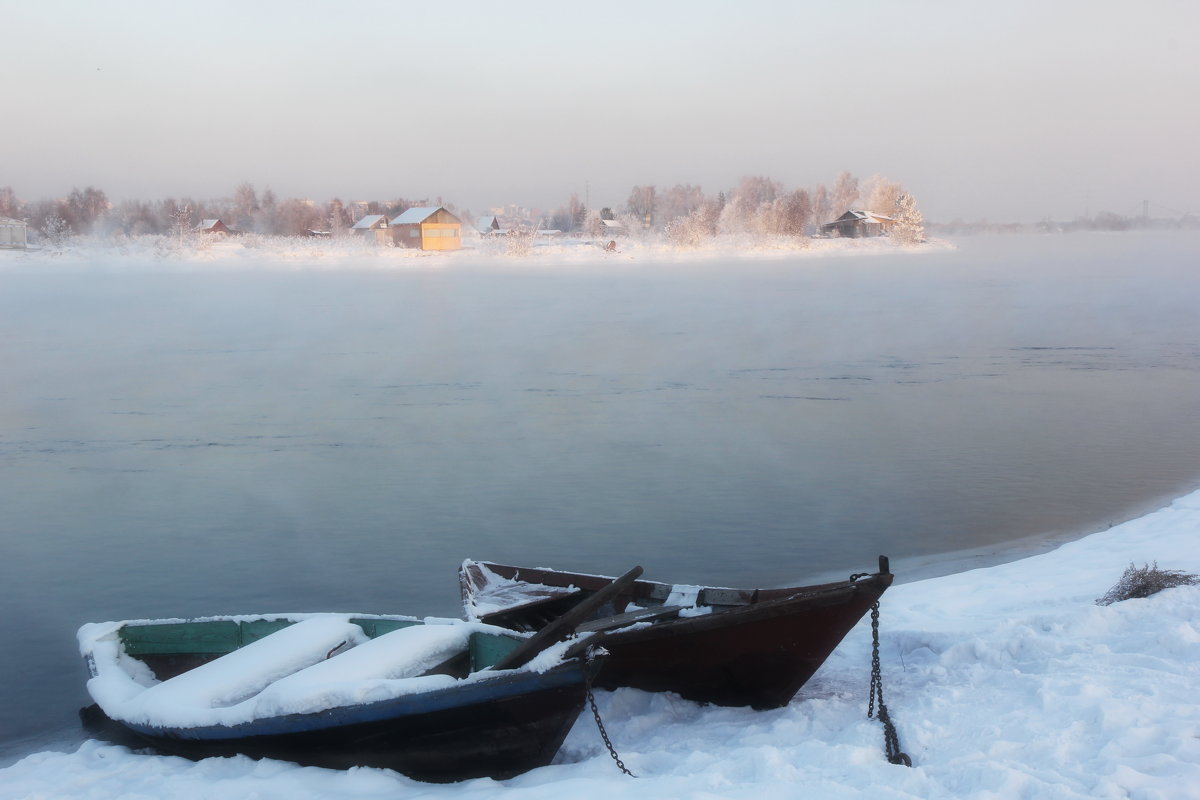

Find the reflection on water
[[2, 232, 1199, 761]]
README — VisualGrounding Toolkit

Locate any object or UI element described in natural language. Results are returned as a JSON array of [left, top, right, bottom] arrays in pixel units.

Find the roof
[[823, 209, 895, 227], [0, 217, 26, 226], [351, 214, 388, 230], [197, 219, 226, 230], [391, 206, 445, 225]]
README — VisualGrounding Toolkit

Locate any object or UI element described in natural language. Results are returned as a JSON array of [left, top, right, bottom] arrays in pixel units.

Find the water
[[2, 232, 1199, 763]]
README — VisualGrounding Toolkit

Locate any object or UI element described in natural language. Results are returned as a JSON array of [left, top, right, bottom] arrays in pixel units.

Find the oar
[[490, 565, 644, 671]]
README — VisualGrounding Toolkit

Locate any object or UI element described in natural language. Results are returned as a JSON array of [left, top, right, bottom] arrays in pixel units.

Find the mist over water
[[2, 232, 1199, 761]]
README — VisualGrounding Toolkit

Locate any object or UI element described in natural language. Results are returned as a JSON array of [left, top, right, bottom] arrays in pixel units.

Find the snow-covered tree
[[829, 171, 860, 219], [891, 192, 925, 244], [861, 176, 903, 218], [0, 186, 20, 219], [626, 185, 657, 230], [811, 184, 831, 227], [232, 183, 259, 232]]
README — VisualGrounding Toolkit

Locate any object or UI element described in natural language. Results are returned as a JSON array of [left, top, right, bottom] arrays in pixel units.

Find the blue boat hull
[[86, 662, 589, 782]]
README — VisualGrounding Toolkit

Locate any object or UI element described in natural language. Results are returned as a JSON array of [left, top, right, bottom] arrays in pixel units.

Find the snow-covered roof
[[351, 214, 387, 230], [391, 206, 444, 225], [0, 217, 26, 226]]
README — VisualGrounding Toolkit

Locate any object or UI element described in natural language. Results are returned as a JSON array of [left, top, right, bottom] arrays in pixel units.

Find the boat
[[459, 556, 894, 709], [77, 569, 643, 782], [78, 613, 590, 782]]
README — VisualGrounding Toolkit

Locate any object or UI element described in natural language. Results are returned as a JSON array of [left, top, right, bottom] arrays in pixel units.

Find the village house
[[351, 214, 391, 245], [820, 210, 895, 238], [390, 206, 462, 250], [0, 217, 28, 249], [475, 215, 500, 236], [196, 219, 233, 235]]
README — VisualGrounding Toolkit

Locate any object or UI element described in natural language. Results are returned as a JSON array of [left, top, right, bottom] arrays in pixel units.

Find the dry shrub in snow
[[1095, 561, 1199, 606]]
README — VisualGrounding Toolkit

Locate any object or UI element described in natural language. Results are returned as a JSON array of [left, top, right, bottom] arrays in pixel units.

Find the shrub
[[1095, 562, 1199, 606]]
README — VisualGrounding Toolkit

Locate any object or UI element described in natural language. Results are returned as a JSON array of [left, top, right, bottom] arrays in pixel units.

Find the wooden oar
[[490, 565, 644, 671]]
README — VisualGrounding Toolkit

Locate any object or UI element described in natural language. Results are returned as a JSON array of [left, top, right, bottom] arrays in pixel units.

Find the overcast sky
[[6, 0, 1197, 222]]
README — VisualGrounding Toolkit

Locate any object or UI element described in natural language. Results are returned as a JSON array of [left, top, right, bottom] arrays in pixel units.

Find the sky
[[5, 0, 1198, 223]]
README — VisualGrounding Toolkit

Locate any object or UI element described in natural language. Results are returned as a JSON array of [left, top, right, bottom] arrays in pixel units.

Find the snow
[[4, 490, 1199, 798], [79, 617, 522, 729], [0, 231, 954, 275]]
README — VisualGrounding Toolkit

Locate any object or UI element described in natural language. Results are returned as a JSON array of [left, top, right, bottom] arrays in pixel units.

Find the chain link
[[867, 600, 912, 767], [584, 654, 636, 777]]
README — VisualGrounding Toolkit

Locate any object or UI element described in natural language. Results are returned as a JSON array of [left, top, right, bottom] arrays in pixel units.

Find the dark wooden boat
[[77, 614, 588, 782], [460, 557, 894, 709]]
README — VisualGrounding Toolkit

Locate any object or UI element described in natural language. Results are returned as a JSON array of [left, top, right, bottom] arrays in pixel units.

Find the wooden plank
[[120, 621, 240, 656], [469, 632, 522, 670], [240, 619, 294, 644], [351, 618, 420, 639]]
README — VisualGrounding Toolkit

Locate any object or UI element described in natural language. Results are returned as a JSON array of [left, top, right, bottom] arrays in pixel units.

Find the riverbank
[[3, 488, 1197, 799]]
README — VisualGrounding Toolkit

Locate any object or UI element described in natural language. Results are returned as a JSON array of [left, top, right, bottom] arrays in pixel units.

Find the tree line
[[1, 170, 927, 246], [545, 171, 925, 245]]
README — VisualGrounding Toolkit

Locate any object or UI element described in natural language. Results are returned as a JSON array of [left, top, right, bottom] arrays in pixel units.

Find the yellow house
[[390, 206, 462, 250]]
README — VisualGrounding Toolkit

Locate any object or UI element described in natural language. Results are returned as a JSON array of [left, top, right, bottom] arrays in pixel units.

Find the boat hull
[[588, 578, 888, 708], [462, 562, 892, 709], [88, 665, 585, 781]]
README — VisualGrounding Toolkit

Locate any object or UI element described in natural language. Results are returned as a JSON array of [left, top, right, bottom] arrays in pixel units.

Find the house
[[601, 218, 626, 236], [351, 214, 391, 245], [0, 217, 28, 249], [197, 219, 233, 235], [475, 215, 500, 236], [819, 210, 895, 238], [390, 206, 462, 250]]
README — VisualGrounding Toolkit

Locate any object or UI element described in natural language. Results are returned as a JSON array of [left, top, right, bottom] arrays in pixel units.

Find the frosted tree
[[811, 184, 831, 227], [891, 192, 925, 244], [659, 184, 707, 226], [65, 186, 109, 234], [0, 186, 20, 219], [232, 183, 259, 232], [326, 198, 349, 237], [626, 185, 657, 230], [861, 176, 903, 218], [665, 203, 719, 247], [829, 171, 860, 219]]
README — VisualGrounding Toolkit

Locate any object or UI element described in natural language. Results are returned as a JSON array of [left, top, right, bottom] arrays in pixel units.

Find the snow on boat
[[460, 557, 894, 709], [77, 613, 590, 782]]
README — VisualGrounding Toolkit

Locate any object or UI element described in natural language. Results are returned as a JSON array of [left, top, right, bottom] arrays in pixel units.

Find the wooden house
[[819, 210, 895, 238], [390, 207, 462, 250], [475, 215, 501, 236], [0, 217, 28, 249], [197, 218, 233, 235], [351, 214, 391, 245]]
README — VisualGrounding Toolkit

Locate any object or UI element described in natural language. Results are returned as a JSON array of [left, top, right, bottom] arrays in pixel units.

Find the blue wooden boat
[[78, 614, 588, 782], [78, 568, 644, 781]]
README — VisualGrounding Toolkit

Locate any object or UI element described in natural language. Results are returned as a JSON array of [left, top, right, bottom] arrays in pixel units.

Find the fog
[[3, 232, 1200, 758], [5, 2, 1198, 222]]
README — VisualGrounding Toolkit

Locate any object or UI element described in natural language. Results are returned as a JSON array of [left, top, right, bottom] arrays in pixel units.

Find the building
[[390, 207, 462, 250], [351, 214, 391, 245], [475, 215, 501, 236], [0, 217, 28, 249], [819, 210, 895, 238], [197, 219, 233, 235]]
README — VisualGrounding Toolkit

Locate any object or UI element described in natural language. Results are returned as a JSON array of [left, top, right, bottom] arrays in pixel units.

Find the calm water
[[2, 232, 1199, 762]]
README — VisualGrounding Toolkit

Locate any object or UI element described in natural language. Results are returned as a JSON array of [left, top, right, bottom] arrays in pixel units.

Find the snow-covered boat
[[77, 613, 590, 782], [460, 557, 894, 709]]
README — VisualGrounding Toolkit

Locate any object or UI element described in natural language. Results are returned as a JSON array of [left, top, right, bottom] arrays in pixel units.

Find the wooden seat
[[576, 605, 685, 634]]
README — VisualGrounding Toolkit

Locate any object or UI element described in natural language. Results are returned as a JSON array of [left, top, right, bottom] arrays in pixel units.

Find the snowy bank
[[2, 490, 1198, 799], [0, 233, 954, 273]]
